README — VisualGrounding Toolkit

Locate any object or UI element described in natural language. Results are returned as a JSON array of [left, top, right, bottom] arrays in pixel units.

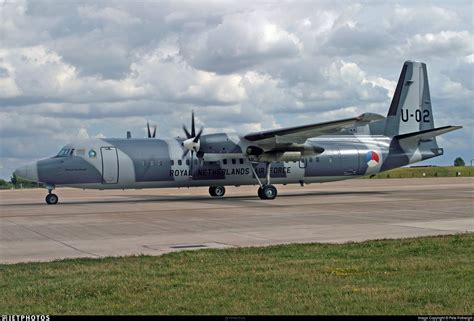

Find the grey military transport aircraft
[[15, 61, 461, 204]]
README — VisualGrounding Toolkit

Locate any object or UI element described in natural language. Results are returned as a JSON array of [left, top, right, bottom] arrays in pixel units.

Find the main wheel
[[258, 185, 277, 200], [209, 186, 225, 197], [258, 186, 264, 199], [209, 186, 216, 196], [45, 193, 59, 205], [214, 186, 225, 197]]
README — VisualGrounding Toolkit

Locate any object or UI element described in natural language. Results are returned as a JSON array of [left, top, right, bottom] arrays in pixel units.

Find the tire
[[257, 187, 264, 199], [209, 186, 216, 196], [213, 186, 226, 197], [260, 185, 277, 200], [45, 193, 59, 205]]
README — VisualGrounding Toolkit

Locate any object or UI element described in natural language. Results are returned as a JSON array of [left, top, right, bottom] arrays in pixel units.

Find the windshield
[[56, 147, 74, 157]]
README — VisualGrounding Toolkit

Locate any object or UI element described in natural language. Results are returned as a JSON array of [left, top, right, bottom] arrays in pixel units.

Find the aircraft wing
[[244, 113, 385, 146]]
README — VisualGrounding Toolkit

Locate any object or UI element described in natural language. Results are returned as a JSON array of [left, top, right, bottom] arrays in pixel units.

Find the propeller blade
[[190, 150, 194, 175], [191, 110, 195, 137], [182, 149, 189, 159], [183, 125, 191, 139], [152, 125, 157, 138], [193, 127, 204, 143], [147, 122, 151, 138]]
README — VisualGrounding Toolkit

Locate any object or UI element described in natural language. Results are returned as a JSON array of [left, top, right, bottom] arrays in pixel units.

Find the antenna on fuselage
[[126, 131, 132, 139]]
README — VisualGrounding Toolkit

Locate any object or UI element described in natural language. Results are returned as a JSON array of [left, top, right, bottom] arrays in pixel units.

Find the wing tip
[[357, 113, 385, 122]]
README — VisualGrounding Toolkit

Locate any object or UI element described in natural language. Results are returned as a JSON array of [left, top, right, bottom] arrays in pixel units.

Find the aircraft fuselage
[[19, 133, 435, 190]]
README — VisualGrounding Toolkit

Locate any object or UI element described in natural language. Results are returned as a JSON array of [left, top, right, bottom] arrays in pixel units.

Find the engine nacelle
[[258, 151, 302, 162]]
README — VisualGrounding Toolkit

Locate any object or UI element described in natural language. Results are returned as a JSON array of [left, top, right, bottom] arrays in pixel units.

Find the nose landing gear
[[45, 185, 58, 205]]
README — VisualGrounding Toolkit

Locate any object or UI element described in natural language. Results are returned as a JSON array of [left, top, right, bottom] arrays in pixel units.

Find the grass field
[[365, 166, 474, 179], [1, 234, 473, 315]]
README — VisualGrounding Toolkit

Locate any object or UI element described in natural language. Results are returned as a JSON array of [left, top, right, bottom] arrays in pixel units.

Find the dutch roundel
[[366, 151, 380, 168]]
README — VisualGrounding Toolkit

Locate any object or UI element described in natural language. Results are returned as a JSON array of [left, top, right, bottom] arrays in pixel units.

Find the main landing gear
[[250, 162, 278, 200], [45, 185, 58, 205], [209, 185, 226, 197]]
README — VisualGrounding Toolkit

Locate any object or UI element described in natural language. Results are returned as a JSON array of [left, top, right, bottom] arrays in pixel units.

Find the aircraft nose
[[14, 162, 39, 182]]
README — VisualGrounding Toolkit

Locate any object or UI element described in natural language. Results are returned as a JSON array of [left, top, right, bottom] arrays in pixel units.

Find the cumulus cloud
[[401, 30, 474, 57], [0, 0, 472, 178], [0, 46, 146, 105], [180, 12, 302, 73]]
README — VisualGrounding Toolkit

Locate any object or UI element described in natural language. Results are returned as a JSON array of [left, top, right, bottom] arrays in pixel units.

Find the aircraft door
[[299, 158, 307, 168], [338, 144, 359, 175], [101, 147, 119, 184]]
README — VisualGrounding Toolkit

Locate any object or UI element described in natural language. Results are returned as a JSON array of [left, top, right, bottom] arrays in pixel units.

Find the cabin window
[[239, 159, 244, 164], [223, 159, 227, 165], [309, 158, 313, 162], [316, 157, 320, 162], [157, 160, 163, 166], [150, 160, 155, 166], [178, 160, 182, 166], [186, 159, 190, 165], [142, 160, 146, 166], [232, 159, 236, 164], [170, 160, 174, 166]]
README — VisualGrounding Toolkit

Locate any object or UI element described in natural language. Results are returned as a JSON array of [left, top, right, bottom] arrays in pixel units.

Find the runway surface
[[1, 177, 473, 264]]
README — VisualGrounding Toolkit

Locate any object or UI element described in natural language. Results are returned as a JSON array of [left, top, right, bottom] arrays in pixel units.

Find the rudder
[[384, 61, 435, 137]]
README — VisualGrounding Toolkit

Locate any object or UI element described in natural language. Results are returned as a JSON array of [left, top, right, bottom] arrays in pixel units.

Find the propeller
[[181, 110, 204, 174], [147, 121, 157, 138]]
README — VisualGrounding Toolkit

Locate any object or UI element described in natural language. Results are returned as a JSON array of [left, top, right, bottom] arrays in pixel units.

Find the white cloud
[[77, 5, 141, 25], [0, 46, 146, 104], [0, 1, 472, 178], [401, 30, 474, 57], [180, 12, 302, 73]]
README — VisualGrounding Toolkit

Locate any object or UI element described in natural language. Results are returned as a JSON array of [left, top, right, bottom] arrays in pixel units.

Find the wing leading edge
[[244, 113, 385, 145]]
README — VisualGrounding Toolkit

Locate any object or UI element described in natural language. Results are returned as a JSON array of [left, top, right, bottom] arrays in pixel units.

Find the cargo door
[[101, 147, 119, 184]]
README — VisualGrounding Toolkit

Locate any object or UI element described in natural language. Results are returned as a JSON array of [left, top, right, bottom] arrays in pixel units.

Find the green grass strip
[[1, 234, 473, 315]]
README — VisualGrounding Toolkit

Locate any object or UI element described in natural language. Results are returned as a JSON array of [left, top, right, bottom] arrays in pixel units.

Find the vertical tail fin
[[384, 61, 435, 137]]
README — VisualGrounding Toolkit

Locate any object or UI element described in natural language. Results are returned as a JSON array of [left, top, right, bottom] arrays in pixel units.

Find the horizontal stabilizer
[[395, 125, 462, 142]]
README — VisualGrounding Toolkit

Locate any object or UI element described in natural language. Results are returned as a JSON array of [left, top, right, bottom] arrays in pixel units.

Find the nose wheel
[[45, 193, 58, 205], [45, 186, 58, 205]]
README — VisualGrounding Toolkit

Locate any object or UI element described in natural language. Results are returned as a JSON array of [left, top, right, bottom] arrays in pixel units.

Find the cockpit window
[[56, 148, 71, 157]]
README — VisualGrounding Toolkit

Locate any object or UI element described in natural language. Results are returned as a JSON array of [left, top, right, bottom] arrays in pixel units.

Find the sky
[[0, 0, 473, 179]]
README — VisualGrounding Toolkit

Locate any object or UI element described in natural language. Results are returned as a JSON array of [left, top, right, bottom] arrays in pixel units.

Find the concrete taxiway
[[1, 177, 473, 264]]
